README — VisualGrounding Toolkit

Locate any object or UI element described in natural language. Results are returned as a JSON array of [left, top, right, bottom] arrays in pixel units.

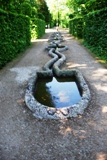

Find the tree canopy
[[46, 0, 70, 27]]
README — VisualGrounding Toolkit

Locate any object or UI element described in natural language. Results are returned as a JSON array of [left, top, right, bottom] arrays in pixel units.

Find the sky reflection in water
[[34, 76, 81, 108]]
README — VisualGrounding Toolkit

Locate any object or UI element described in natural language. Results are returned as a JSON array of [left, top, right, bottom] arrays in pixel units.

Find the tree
[[36, 0, 51, 25], [46, 0, 70, 27]]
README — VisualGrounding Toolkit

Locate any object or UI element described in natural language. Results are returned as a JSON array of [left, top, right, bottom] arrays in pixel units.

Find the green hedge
[[84, 8, 107, 61], [31, 18, 45, 39], [69, 17, 83, 38], [69, 7, 107, 62], [0, 9, 31, 68]]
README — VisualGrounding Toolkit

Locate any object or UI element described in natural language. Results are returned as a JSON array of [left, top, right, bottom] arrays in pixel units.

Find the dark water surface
[[34, 76, 82, 108]]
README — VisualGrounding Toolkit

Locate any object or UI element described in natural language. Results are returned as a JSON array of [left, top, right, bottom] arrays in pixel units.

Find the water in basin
[[34, 76, 82, 108]]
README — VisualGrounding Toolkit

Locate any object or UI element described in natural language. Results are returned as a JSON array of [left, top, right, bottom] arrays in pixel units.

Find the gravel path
[[0, 28, 107, 160]]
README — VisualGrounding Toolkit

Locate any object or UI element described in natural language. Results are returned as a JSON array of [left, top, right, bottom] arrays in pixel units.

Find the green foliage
[[69, 14, 74, 19], [67, 0, 107, 17], [0, 0, 51, 24], [69, 7, 107, 62], [37, 0, 51, 25], [37, 13, 45, 20], [83, 7, 107, 62], [50, 21, 54, 28], [21, 2, 32, 17], [68, 0, 107, 63], [31, 18, 45, 39], [0, 0, 12, 11], [69, 17, 83, 38], [0, 0, 47, 68], [46, 0, 70, 27], [31, 7, 37, 18], [0, 9, 31, 68], [85, 0, 107, 12], [61, 20, 68, 28]]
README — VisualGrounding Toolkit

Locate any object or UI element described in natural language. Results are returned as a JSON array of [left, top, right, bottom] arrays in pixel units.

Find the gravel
[[0, 28, 107, 160]]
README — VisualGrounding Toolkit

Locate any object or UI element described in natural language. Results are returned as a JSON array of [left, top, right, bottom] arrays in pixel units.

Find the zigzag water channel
[[25, 31, 91, 119]]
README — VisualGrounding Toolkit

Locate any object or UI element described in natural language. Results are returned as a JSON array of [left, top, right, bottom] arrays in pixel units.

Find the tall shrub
[[31, 18, 45, 39], [69, 17, 83, 38], [0, 9, 31, 68], [21, 2, 32, 17], [84, 8, 107, 61]]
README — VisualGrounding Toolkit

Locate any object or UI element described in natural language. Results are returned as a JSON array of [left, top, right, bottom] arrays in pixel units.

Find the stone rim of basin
[[25, 69, 90, 119]]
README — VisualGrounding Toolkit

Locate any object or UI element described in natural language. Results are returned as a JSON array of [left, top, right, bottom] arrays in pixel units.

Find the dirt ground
[[0, 28, 107, 160]]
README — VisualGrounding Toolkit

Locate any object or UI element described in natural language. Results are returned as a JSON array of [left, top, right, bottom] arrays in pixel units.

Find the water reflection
[[34, 76, 82, 108]]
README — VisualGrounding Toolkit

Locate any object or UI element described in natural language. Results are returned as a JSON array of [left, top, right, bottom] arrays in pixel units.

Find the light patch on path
[[10, 66, 40, 84]]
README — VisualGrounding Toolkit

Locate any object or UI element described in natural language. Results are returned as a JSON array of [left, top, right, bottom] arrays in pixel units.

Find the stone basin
[[25, 31, 91, 119], [25, 68, 90, 119]]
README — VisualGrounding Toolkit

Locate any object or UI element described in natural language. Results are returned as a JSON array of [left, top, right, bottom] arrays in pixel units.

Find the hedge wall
[[69, 17, 83, 39], [69, 7, 107, 62], [84, 8, 107, 61], [0, 9, 31, 68], [31, 18, 45, 39]]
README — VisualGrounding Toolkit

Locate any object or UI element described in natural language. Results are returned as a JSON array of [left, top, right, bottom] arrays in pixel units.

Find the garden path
[[0, 28, 107, 160]]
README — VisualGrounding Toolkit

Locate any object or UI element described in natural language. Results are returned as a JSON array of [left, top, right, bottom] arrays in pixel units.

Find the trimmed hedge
[[31, 18, 45, 39], [84, 8, 107, 61], [0, 9, 31, 68], [69, 7, 107, 62], [0, 9, 46, 68], [69, 17, 83, 38]]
